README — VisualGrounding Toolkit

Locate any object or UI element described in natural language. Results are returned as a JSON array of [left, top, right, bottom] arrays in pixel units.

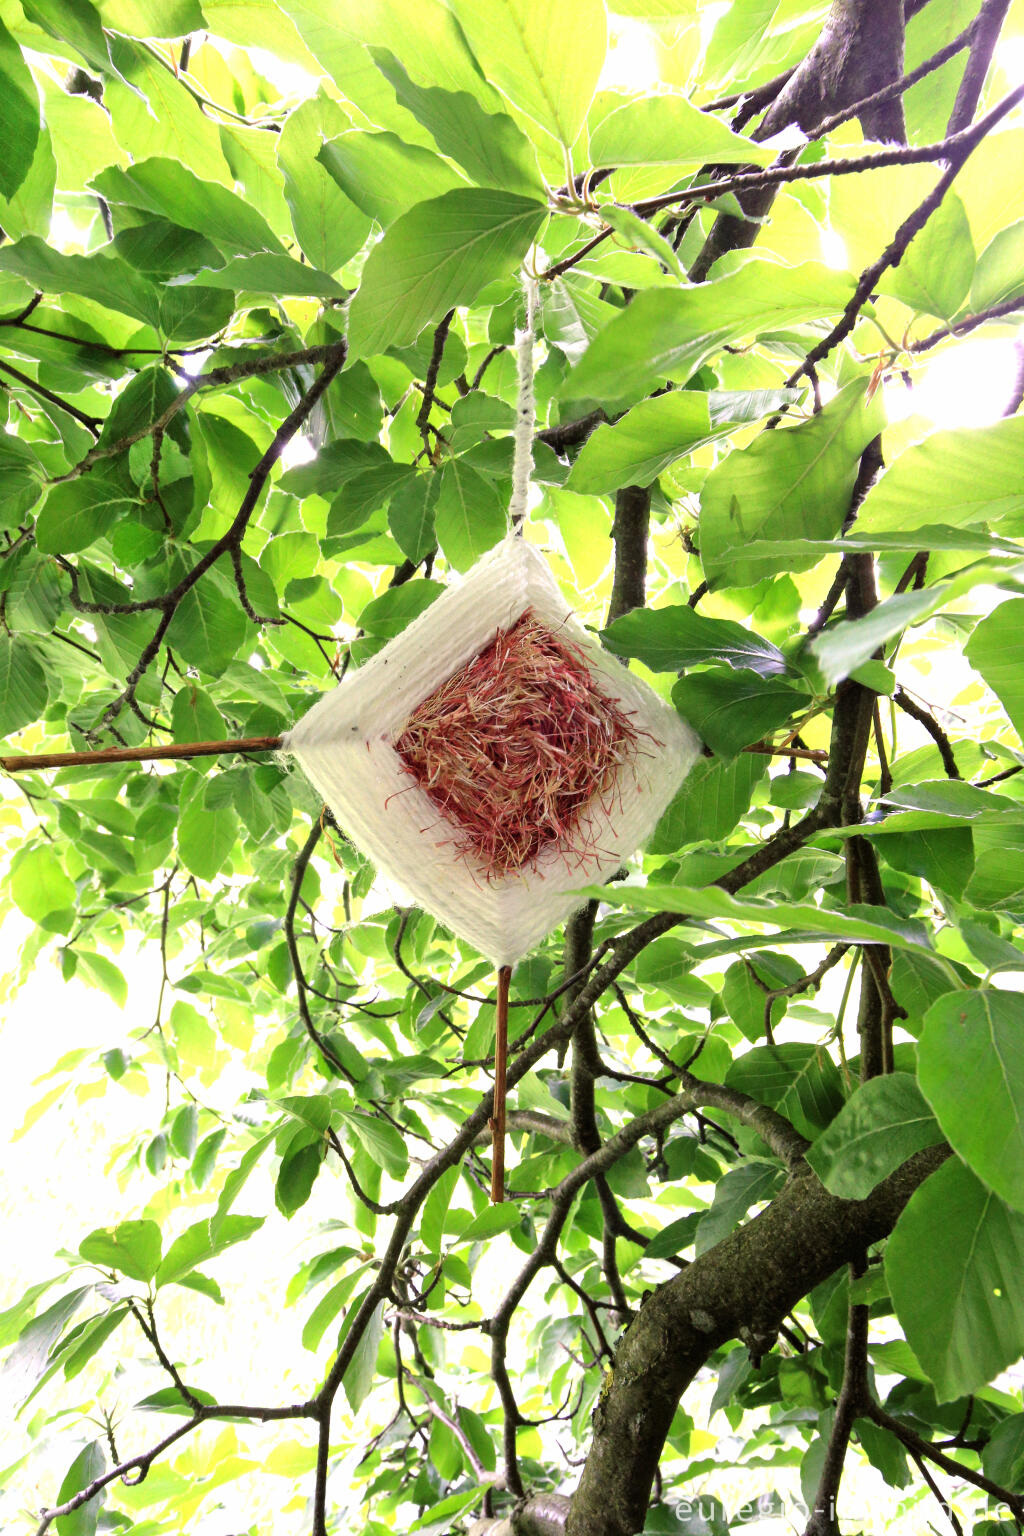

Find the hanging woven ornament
[[282, 277, 701, 1198]]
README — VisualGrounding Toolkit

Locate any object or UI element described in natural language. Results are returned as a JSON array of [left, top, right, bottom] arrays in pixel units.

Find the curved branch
[[565, 1148, 949, 1536], [51, 342, 347, 486]]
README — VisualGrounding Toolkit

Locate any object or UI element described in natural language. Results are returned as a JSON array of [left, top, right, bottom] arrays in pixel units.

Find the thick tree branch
[[689, 0, 908, 281], [565, 1149, 949, 1536]]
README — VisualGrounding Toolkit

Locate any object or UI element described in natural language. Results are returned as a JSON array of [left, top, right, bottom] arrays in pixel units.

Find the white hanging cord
[[507, 272, 539, 534]]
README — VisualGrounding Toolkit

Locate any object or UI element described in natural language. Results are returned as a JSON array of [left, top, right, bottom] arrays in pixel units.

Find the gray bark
[[690, 0, 907, 280]]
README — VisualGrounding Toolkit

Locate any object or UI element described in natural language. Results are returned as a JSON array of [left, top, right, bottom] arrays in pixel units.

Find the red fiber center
[[394, 611, 643, 877]]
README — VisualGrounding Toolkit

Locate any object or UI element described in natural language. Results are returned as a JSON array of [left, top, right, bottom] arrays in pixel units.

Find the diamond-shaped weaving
[[283, 537, 700, 964]]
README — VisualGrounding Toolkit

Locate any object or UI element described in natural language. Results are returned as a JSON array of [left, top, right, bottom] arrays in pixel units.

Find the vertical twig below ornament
[[490, 964, 512, 1203]]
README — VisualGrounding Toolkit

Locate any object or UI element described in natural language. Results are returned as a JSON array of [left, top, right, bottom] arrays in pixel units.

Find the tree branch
[[802, 1270, 870, 1536], [893, 688, 961, 778], [50, 342, 347, 485], [787, 84, 1024, 386], [945, 0, 1011, 136], [565, 1149, 949, 1536]]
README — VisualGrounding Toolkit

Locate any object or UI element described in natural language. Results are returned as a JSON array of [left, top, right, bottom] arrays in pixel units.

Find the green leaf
[[342, 1111, 409, 1181], [456, 1203, 522, 1244], [919, 990, 1024, 1213], [671, 670, 809, 759], [276, 1139, 323, 1217], [0, 20, 40, 201], [168, 1000, 217, 1071], [695, 1162, 782, 1255], [409, 1489, 491, 1534], [722, 525, 1024, 581], [807, 1074, 943, 1199], [302, 1269, 365, 1352], [99, 0, 204, 35], [434, 460, 508, 571], [562, 260, 855, 412], [171, 684, 226, 745], [649, 753, 767, 852], [0, 1287, 91, 1404], [183, 253, 346, 299], [0, 236, 160, 325], [166, 573, 249, 674], [633, 935, 711, 1007], [448, 0, 606, 145], [177, 793, 237, 882], [880, 192, 974, 321], [92, 159, 286, 258], [644, 1212, 703, 1260], [277, 94, 373, 272], [328, 463, 416, 538], [567, 392, 713, 493], [982, 1413, 1024, 1493], [10, 845, 76, 923], [603, 604, 785, 676], [584, 883, 933, 953], [79, 1220, 162, 1283], [170, 1103, 199, 1160], [600, 202, 686, 282], [358, 580, 445, 638], [878, 824, 974, 900], [74, 952, 128, 1009], [24, 1, 110, 72], [699, 379, 885, 589], [317, 131, 465, 229], [156, 1214, 265, 1288], [193, 1126, 230, 1189], [721, 952, 802, 1043], [966, 598, 1024, 739], [61, 1307, 128, 1381], [971, 220, 1024, 311], [590, 93, 778, 168], [371, 50, 545, 197], [277, 0, 492, 107], [0, 433, 46, 524], [98, 363, 179, 450], [0, 634, 49, 738], [813, 563, 1020, 688], [0, 1276, 67, 1350], [725, 1044, 845, 1141], [36, 477, 141, 556], [421, 1167, 459, 1254], [212, 1132, 275, 1237], [54, 1439, 105, 1536], [887, 1157, 1024, 1402], [858, 415, 1024, 535], [341, 1298, 385, 1412], [388, 473, 439, 562], [347, 188, 546, 361]]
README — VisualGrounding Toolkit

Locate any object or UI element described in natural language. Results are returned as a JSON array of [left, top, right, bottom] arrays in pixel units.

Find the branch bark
[[565, 1149, 949, 1536], [690, 0, 908, 281]]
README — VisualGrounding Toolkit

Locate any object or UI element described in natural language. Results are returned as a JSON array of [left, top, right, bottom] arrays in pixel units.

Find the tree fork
[[564, 1149, 949, 1536]]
